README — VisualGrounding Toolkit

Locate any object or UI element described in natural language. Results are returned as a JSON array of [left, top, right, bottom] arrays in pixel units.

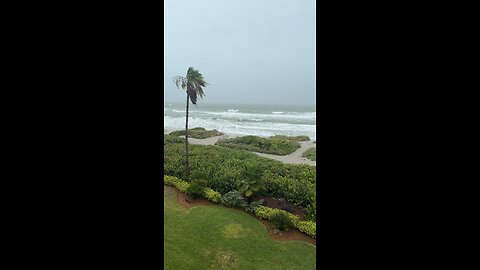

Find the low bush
[[164, 175, 190, 193], [170, 127, 224, 139], [302, 147, 316, 161], [164, 134, 185, 145], [246, 201, 263, 213], [203, 188, 221, 203], [215, 135, 301, 155], [253, 206, 315, 238], [186, 180, 207, 199], [221, 191, 247, 208], [271, 212, 294, 231], [253, 206, 300, 223], [295, 221, 316, 238]]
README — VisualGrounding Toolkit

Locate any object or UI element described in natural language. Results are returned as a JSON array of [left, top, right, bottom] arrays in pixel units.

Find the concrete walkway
[[178, 135, 316, 166]]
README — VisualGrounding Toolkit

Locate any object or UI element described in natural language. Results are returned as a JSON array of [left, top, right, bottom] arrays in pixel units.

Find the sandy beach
[[165, 128, 316, 166]]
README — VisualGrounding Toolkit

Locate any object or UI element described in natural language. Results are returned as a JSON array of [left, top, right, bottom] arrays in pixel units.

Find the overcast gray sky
[[164, 0, 316, 105]]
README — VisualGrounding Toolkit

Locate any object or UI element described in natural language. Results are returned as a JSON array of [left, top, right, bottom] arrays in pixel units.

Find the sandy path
[[253, 140, 316, 166], [175, 134, 316, 166]]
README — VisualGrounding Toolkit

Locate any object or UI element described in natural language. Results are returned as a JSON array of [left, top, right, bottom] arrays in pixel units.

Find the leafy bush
[[186, 180, 207, 199], [203, 188, 221, 203], [170, 127, 223, 139], [253, 206, 315, 238], [295, 221, 316, 238], [221, 191, 247, 208], [253, 206, 300, 223], [305, 204, 316, 222], [164, 175, 190, 193], [216, 135, 301, 155], [164, 134, 185, 145], [271, 212, 294, 231], [302, 147, 316, 161], [246, 201, 263, 213]]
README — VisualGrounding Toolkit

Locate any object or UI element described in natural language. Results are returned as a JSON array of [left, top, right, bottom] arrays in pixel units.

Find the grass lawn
[[215, 135, 301, 155], [302, 147, 316, 161], [170, 127, 224, 139], [164, 186, 316, 270]]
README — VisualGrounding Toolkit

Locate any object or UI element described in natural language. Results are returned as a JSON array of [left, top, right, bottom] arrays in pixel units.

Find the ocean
[[164, 102, 316, 140]]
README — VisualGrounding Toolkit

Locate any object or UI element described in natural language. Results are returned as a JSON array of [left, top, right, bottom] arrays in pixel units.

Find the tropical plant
[[239, 162, 264, 201], [221, 191, 247, 208], [271, 212, 294, 231], [173, 67, 208, 180], [186, 179, 207, 199]]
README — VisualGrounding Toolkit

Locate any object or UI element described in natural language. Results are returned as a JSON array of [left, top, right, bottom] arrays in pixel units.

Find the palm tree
[[173, 67, 207, 180]]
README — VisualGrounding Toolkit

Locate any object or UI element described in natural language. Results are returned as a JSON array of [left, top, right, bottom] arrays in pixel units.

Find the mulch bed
[[168, 186, 316, 246]]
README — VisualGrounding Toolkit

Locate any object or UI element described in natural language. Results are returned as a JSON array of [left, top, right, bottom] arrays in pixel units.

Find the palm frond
[[173, 76, 187, 90], [173, 67, 208, 105]]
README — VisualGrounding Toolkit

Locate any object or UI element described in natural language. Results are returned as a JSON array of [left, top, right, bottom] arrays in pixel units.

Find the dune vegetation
[[170, 127, 224, 139], [215, 135, 301, 156], [302, 147, 316, 161]]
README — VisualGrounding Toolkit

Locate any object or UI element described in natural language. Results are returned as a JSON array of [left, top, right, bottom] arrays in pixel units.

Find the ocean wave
[[272, 111, 284, 114], [172, 109, 186, 113], [228, 109, 239, 112], [198, 111, 315, 121], [164, 115, 316, 139]]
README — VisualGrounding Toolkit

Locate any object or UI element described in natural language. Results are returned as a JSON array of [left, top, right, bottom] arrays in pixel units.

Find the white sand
[[166, 129, 316, 166]]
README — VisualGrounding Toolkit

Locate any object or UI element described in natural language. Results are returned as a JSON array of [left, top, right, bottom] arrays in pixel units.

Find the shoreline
[[164, 127, 316, 166]]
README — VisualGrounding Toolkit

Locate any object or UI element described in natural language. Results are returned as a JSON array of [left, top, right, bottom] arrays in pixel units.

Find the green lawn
[[164, 186, 316, 270]]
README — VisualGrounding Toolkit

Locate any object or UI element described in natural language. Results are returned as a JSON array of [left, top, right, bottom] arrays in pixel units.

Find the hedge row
[[163, 175, 316, 238], [252, 206, 316, 238], [164, 143, 316, 221], [164, 175, 222, 203]]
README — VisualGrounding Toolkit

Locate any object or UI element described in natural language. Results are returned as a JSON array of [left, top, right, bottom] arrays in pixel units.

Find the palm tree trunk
[[185, 92, 190, 181]]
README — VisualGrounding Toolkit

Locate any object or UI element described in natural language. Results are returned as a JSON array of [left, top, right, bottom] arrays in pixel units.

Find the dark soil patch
[[165, 186, 315, 246]]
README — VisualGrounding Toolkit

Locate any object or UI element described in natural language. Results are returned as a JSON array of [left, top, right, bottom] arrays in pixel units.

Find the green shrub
[[246, 201, 263, 213], [221, 191, 247, 208], [216, 135, 301, 155], [252, 206, 315, 238], [302, 147, 316, 161], [164, 134, 185, 145], [253, 206, 300, 223], [305, 204, 316, 222], [186, 180, 207, 199], [203, 188, 221, 203], [170, 127, 224, 139], [271, 212, 294, 231], [164, 175, 190, 193], [295, 221, 316, 238]]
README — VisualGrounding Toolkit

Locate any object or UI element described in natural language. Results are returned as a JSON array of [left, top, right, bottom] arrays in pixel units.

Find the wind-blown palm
[[173, 67, 208, 180]]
